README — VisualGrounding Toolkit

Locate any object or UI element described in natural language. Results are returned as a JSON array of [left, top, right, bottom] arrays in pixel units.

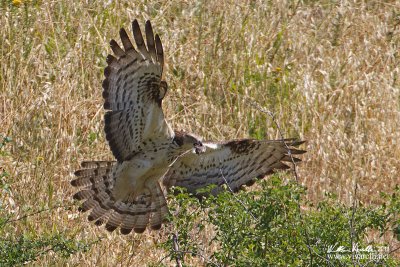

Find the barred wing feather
[[163, 139, 305, 195], [102, 19, 173, 162]]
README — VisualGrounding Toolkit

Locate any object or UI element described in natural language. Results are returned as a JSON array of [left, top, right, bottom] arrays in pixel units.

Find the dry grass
[[1, 0, 399, 265]]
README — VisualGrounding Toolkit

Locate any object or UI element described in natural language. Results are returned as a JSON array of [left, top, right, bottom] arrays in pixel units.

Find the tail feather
[[129, 192, 152, 233], [135, 214, 150, 232], [72, 161, 115, 187], [73, 190, 94, 200], [72, 160, 169, 234], [80, 161, 115, 168], [105, 207, 125, 232], [148, 181, 168, 230], [120, 214, 136, 234], [88, 205, 110, 222], [94, 217, 107, 226], [79, 198, 98, 212]]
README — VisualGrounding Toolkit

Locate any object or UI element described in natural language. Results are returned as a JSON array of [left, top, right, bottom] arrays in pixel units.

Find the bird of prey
[[71, 19, 305, 235]]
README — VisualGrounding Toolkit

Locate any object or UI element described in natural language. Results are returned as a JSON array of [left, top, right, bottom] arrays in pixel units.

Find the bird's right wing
[[163, 139, 305, 195], [103, 20, 173, 162]]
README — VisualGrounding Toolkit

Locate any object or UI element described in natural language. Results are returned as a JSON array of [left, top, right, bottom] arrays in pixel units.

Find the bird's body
[[71, 19, 306, 234], [112, 153, 166, 200], [111, 135, 194, 200]]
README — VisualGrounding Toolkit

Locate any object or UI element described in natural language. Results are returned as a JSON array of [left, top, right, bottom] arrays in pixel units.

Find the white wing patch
[[204, 142, 220, 150]]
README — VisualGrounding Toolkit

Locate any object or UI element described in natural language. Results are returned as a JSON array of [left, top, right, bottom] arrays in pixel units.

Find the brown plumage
[[71, 20, 306, 235]]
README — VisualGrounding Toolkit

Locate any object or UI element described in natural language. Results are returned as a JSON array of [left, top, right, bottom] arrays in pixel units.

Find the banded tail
[[71, 161, 168, 234]]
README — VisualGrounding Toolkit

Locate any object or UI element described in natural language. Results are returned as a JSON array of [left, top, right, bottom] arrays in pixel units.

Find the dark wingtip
[[109, 39, 118, 47], [119, 27, 134, 51], [103, 102, 111, 110], [104, 66, 112, 77], [145, 20, 152, 29], [289, 140, 306, 147], [280, 163, 291, 170], [119, 27, 126, 35], [106, 54, 116, 64], [104, 112, 111, 124], [102, 77, 109, 87], [282, 155, 302, 163], [291, 149, 307, 155], [132, 19, 140, 34], [155, 34, 161, 42], [102, 90, 109, 99], [256, 170, 274, 180], [245, 179, 256, 187]]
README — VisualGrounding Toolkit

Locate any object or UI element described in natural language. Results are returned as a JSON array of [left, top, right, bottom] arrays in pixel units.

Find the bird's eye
[[194, 142, 203, 147], [194, 142, 205, 154]]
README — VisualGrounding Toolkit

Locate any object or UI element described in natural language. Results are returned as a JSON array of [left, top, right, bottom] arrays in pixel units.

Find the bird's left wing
[[163, 139, 305, 195]]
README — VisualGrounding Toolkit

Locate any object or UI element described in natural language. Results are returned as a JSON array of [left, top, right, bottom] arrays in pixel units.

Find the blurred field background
[[1, 0, 399, 265]]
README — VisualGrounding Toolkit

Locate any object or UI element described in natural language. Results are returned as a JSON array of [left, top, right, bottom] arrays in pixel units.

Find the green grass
[[1, 0, 400, 265]]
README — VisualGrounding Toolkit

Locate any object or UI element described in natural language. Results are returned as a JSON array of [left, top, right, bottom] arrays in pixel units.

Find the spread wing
[[102, 20, 173, 162], [163, 139, 305, 195]]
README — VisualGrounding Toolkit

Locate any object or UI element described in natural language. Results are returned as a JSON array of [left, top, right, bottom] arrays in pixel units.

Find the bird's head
[[173, 131, 206, 155]]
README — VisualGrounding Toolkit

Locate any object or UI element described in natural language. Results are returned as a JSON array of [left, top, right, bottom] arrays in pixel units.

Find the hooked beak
[[194, 143, 206, 154]]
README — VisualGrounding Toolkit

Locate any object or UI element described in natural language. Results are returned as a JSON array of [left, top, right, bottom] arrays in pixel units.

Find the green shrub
[[158, 175, 400, 266]]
